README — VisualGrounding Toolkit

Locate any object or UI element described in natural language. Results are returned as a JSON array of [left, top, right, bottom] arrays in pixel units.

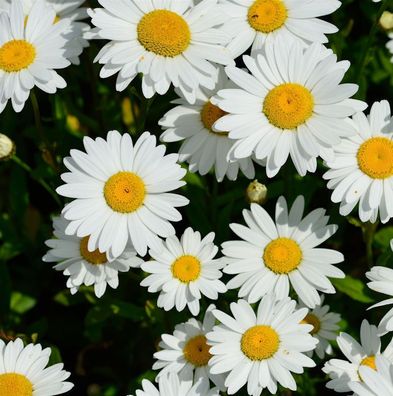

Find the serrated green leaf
[[10, 292, 37, 314]]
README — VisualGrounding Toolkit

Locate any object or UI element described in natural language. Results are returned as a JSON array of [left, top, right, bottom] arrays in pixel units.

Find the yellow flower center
[[247, 0, 288, 33], [357, 137, 393, 179], [241, 325, 280, 360], [201, 101, 229, 137], [79, 236, 107, 265], [301, 313, 321, 335], [0, 40, 36, 73], [183, 335, 212, 367], [171, 255, 201, 283], [137, 10, 191, 57], [0, 373, 33, 396], [104, 172, 145, 213], [263, 237, 302, 274], [263, 83, 314, 130], [360, 355, 376, 370]]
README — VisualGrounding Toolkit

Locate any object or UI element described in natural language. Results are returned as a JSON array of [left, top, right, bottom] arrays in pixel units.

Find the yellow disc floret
[[80, 236, 107, 265], [0, 373, 33, 396], [137, 10, 191, 57], [360, 355, 377, 371], [0, 40, 36, 73], [357, 137, 393, 179], [104, 172, 145, 213], [183, 335, 212, 367], [241, 325, 280, 360], [263, 83, 314, 130], [301, 313, 321, 335], [201, 101, 228, 136], [171, 255, 201, 283], [248, 0, 288, 33], [263, 237, 302, 274]]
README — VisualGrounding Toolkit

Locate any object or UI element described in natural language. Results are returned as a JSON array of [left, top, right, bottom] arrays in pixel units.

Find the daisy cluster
[[1, 0, 393, 395]]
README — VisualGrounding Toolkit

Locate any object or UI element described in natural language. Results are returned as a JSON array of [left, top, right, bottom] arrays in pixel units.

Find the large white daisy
[[140, 227, 226, 315], [206, 295, 317, 395], [299, 294, 341, 359], [0, 0, 89, 65], [153, 305, 225, 390], [211, 41, 366, 177], [350, 356, 393, 396], [129, 372, 219, 396], [324, 100, 393, 224], [323, 319, 393, 393], [222, 195, 345, 308], [0, 0, 70, 114], [56, 130, 189, 259], [89, 0, 234, 103], [159, 66, 256, 182], [219, 0, 341, 58], [366, 244, 393, 335], [0, 338, 73, 396], [43, 215, 143, 298]]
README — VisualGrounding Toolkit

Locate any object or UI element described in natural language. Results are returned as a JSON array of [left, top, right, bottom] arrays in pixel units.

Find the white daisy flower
[[128, 372, 219, 396], [366, 245, 393, 336], [153, 305, 225, 390], [212, 41, 366, 177], [299, 295, 341, 359], [324, 100, 393, 224], [140, 227, 226, 315], [0, 0, 90, 65], [219, 0, 341, 58], [222, 195, 345, 308], [159, 66, 256, 182], [89, 0, 234, 103], [207, 295, 317, 395], [43, 215, 143, 298], [350, 356, 393, 396], [56, 130, 189, 259], [0, 337, 73, 396], [323, 319, 393, 393], [0, 0, 70, 114]]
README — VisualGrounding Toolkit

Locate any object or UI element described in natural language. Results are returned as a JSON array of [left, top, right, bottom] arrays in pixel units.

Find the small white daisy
[[129, 372, 219, 396], [56, 130, 189, 259], [0, 0, 70, 114], [212, 41, 366, 177], [323, 319, 393, 393], [0, 337, 73, 396], [159, 66, 256, 182], [223, 195, 345, 308], [324, 100, 393, 224], [207, 295, 317, 395], [43, 215, 143, 298], [366, 244, 393, 335], [89, 0, 234, 103], [153, 305, 225, 390], [219, 0, 341, 58], [299, 295, 341, 359], [140, 227, 226, 315], [350, 356, 393, 396], [0, 0, 90, 65]]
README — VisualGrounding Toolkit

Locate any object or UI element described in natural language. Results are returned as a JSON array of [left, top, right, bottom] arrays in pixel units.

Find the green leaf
[[332, 276, 374, 303], [10, 292, 37, 314], [374, 227, 393, 249]]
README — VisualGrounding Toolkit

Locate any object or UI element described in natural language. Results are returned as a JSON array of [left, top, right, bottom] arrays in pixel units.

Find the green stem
[[362, 221, 379, 268], [356, 0, 391, 85], [140, 95, 156, 132], [12, 156, 62, 207]]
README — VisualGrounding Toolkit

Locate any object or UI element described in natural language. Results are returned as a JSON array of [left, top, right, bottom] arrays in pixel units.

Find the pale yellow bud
[[246, 180, 267, 205], [0, 133, 15, 161], [380, 11, 393, 30]]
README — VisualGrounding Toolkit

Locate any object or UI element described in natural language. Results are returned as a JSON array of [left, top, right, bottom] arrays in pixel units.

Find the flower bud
[[380, 11, 393, 30], [246, 180, 267, 205], [0, 133, 15, 161]]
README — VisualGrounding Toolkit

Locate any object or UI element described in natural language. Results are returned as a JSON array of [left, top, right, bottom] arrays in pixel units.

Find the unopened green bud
[[0, 133, 15, 161]]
